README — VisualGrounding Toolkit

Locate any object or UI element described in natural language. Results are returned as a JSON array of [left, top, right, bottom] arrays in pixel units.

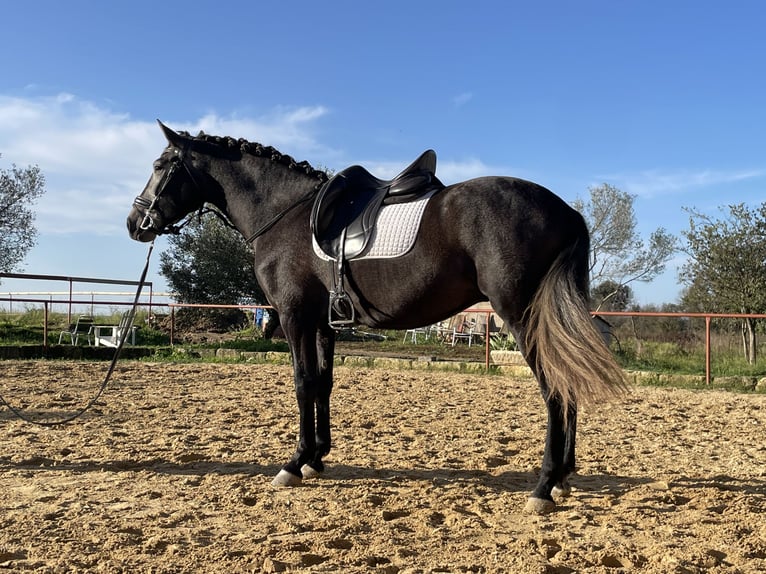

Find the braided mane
[[182, 130, 329, 187]]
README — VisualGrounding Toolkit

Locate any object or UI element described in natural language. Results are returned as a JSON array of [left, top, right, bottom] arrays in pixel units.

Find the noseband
[[133, 142, 201, 235]]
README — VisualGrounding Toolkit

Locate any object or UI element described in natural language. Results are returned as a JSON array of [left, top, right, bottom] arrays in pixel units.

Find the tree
[[0, 157, 46, 276], [680, 203, 766, 364], [591, 280, 633, 312], [572, 183, 677, 308], [159, 214, 265, 305]]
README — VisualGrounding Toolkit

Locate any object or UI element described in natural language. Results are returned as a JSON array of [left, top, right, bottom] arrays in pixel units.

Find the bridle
[[133, 138, 325, 243], [132, 141, 205, 236]]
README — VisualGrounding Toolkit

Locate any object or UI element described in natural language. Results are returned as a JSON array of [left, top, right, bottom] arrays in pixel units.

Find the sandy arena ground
[[0, 360, 764, 573]]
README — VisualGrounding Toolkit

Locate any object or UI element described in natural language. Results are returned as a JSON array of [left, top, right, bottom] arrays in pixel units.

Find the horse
[[127, 121, 626, 514]]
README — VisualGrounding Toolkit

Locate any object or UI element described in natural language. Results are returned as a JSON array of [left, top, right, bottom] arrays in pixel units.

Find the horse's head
[[127, 121, 205, 242]]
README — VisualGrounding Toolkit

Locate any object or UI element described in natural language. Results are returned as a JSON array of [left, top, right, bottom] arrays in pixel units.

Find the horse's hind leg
[[524, 389, 571, 514], [552, 404, 577, 498], [512, 329, 574, 514]]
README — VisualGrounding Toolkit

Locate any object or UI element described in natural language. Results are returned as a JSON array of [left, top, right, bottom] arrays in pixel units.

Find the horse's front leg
[[272, 321, 335, 487], [300, 324, 335, 479]]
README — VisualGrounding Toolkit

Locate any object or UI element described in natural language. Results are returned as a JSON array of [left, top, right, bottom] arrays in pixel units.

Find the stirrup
[[328, 229, 356, 329], [328, 289, 355, 329]]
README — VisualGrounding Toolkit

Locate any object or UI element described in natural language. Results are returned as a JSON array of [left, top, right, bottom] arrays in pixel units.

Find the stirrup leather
[[327, 229, 356, 329]]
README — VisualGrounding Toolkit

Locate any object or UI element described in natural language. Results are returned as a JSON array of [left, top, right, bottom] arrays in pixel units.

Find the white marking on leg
[[552, 484, 572, 498], [301, 464, 321, 479], [271, 469, 303, 487], [552, 473, 574, 498]]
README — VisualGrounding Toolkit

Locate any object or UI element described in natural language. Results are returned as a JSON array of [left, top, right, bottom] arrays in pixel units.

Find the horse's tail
[[524, 240, 628, 416]]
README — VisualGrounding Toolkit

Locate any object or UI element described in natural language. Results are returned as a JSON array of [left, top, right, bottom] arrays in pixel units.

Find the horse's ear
[[157, 120, 183, 146]]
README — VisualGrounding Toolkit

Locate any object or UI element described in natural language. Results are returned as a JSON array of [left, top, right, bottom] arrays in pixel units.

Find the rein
[[244, 189, 318, 244], [0, 241, 155, 426]]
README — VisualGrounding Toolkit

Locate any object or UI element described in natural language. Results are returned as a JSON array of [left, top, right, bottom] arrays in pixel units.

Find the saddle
[[310, 150, 445, 327], [311, 149, 444, 260]]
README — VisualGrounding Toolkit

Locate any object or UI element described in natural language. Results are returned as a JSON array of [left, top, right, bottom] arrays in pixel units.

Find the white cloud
[[361, 156, 518, 186], [600, 167, 765, 199], [0, 94, 331, 235], [0, 93, 518, 239], [452, 92, 473, 107], [174, 105, 331, 153], [438, 158, 501, 184]]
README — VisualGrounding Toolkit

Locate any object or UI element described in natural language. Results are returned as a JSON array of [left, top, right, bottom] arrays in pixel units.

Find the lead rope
[[0, 241, 155, 426]]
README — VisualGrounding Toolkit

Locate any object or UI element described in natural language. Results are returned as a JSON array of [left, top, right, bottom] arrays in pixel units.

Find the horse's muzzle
[[127, 212, 157, 242]]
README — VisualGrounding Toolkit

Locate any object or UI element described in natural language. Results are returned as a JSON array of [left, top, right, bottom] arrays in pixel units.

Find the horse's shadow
[[301, 462, 665, 497], [6, 450, 762, 506], [1, 454, 657, 499], [325, 463, 538, 491], [670, 474, 766, 497]]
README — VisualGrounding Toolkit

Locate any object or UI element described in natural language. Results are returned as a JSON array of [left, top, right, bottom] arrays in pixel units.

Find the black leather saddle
[[311, 149, 444, 260]]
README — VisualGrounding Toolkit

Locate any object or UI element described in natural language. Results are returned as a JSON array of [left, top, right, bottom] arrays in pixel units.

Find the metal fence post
[[43, 301, 49, 350], [705, 316, 711, 385]]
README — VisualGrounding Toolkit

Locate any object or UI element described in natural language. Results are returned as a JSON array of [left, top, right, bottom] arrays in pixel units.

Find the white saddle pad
[[312, 190, 436, 261]]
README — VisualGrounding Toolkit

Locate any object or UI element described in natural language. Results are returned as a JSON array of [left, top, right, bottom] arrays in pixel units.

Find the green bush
[[136, 327, 171, 346], [490, 333, 517, 351]]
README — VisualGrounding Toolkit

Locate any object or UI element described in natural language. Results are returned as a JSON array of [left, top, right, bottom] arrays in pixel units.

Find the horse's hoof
[[271, 469, 303, 487], [552, 484, 572, 498], [524, 497, 556, 514], [301, 464, 321, 479]]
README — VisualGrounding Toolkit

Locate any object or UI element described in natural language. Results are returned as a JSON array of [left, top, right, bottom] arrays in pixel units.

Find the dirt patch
[[1, 360, 764, 573]]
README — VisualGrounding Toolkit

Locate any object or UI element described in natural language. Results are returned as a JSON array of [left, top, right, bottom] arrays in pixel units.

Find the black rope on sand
[[0, 241, 155, 426]]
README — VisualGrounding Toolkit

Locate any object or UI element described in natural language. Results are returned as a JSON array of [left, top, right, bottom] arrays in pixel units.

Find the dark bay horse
[[127, 122, 626, 514]]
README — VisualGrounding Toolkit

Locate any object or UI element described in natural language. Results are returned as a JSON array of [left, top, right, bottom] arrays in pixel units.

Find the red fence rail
[[594, 310, 766, 385], [0, 272, 156, 323], [2, 291, 765, 384], [0, 297, 169, 351]]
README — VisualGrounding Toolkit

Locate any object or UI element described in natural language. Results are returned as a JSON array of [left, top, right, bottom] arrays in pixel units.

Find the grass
[[2, 310, 766, 393], [0, 322, 41, 345], [0, 314, 171, 347], [615, 339, 766, 378]]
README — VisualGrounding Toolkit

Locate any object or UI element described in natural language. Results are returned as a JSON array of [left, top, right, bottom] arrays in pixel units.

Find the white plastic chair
[[92, 312, 137, 347], [58, 315, 94, 345], [451, 318, 478, 346], [403, 326, 431, 343]]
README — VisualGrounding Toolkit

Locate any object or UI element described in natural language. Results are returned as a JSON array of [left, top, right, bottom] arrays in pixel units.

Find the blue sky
[[1, 1, 764, 306]]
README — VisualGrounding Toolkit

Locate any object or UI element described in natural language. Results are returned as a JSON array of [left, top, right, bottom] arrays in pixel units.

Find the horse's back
[[436, 175, 582, 231], [428, 176, 587, 267], [349, 175, 588, 328]]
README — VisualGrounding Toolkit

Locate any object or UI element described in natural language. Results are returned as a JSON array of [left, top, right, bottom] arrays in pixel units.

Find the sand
[[1, 360, 764, 573]]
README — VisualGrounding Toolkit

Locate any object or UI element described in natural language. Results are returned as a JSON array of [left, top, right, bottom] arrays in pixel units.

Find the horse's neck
[[208, 156, 317, 242]]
